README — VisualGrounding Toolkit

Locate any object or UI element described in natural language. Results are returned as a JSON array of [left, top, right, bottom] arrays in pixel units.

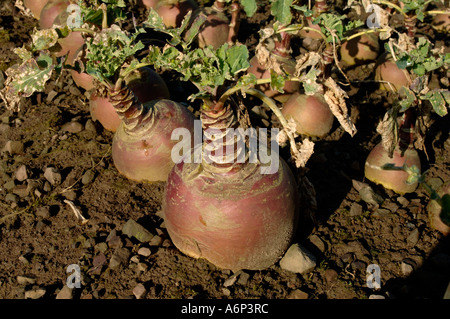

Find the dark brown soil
[[0, 0, 449, 303]]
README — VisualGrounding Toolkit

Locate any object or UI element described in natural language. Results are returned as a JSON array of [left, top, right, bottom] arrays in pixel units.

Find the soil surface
[[0, 0, 449, 302]]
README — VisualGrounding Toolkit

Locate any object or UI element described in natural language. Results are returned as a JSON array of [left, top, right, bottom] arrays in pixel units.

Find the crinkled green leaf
[[271, 0, 293, 25], [13, 47, 32, 62], [221, 44, 250, 76], [240, 0, 257, 17], [422, 90, 449, 117], [32, 29, 59, 51], [303, 68, 321, 95], [85, 25, 145, 83], [398, 86, 416, 112], [9, 53, 54, 97], [270, 69, 285, 93]]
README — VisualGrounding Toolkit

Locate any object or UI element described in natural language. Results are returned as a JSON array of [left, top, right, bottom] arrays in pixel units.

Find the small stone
[[133, 283, 147, 299], [84, 119, 97, 133], [43, 181, 52, 192], [62, 190, 77, 201], [222, 288, 231, 296], [61, 121, 84, 134], [130, 255, 140, 263], [109, 248, 131, 270], [349, 202, 363, 216], [443, 281, 450, 299], [406, 228, 419, 246], [69, 86, 81, 96], [46, 90, 58, 102], [237, 272, 250, 285], [137, 247, 151, 257], [149, 235, 163, 247], [372, 208, 392, 218], [90, 253, 107, 275], [94, 242, 108, 253], [12, 184, 29, 198], [44, 167, 62, 186], [16, 276, 36, 285], [324, 269, 338, 283], [4, 180, 15, 191], [3, 140, 24, 155], [5, 193, 18, 203], [25, 288, 46, 299], [56, 285, 73, 299], [15, 165, 28, 181], [137, 262, 148, 272], [223, 273, 240, 287], [122, 219, 154, 243], [279, 243, 316, 274], [369, 294, 386, 299], [81, 169, 95, 185], [309, 234, 326, 253], [107, 235, 123, 249], [401, 259, 416, 276], [287, 289, 309, 299], [397, 196, 410, 207]]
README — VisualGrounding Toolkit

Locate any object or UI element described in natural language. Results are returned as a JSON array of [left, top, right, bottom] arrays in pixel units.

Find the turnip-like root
[[427, 182, 450, 236], [339, 32, 380, 67], [90, 93, 122, 132], [163, 103, 299, 271], [197, 2, 230, 50], [24, 0, 49, 19], [138, 0, 160, 9], [155, 0, 198, 28], [39, 0, 70, 29], [281, 93, 334, 138], [247, 33, 300, 103], [375, 54, 412, 92], [89, 67, 171, 132], [364, 143, 421, 194], [109, 84, 195, 183], [71, 69, 95, 91]]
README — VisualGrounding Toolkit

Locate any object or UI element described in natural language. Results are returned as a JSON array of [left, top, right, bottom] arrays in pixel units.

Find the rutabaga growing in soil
[[143, 9, 306, 270]]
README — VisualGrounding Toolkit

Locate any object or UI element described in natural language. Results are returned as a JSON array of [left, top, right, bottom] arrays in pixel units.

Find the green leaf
[[422, 90, 448, 117], [398, 87, 416, 111], [240, 0, 257, 17], [9, 53, 54, 97], [271, 0, 293, 25], [223, 44, 250, 76], [183, 13, 207, 48], [270, 69, 285, 93], [31, 29, 59, 51]]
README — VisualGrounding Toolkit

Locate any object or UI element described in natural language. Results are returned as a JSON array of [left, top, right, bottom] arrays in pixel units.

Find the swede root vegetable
[[39, 0, 70, 29], [196, 0, 230, 49], [110, 81, 195, 183], [298, 0, 328, 40], [365, 109, 421, 195], [139, 0, 160, 9], [281, 92, 334, 138], [90, 67, 171, 132], [339, 31, 380, 67], [375, 54, 412, 92], [24, 0, 49, 20], [162, 99, 299, 271], [247, 32, 300, 103], [427, 182, 450, 236], [155, 0, 198, 28]]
